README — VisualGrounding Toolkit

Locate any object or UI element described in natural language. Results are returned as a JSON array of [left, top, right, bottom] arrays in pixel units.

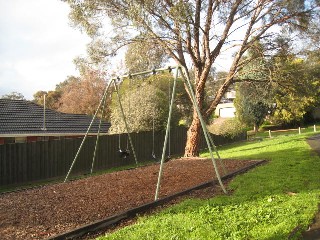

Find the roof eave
[[0, 133, 109, 138]]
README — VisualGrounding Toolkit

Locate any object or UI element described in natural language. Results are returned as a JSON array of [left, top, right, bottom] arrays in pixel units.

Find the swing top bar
[[112, 66, 179, 81]]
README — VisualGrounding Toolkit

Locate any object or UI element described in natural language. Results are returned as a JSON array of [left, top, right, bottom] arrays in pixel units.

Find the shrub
[[208, 118, 245, 138]]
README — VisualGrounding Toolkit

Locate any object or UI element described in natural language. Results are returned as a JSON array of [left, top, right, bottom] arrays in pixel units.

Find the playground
[[1, 132, 319, 239], [0, 158, 257, 239], [1, 66, 319, 239]]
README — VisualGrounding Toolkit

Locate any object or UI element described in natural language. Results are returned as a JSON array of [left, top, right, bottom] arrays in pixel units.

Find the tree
[[65, 0, 319, 156], [2, 92, 25, 100], [33, 90, 62, 110], [125, 37, 168, 73], [110, 73, 186, 133], [235, 83, 271, 131], [110, 81, 171, 133], [235, 39, 320, 127], [32, 76, 81, 111], [57, 70, 108, 117], [234, 40, 273, 131], [270, 55, 320, 125], [234, 37, 320, 127]]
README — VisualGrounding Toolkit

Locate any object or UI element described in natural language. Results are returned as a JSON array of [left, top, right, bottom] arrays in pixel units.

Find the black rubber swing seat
[[119, 149, 130, 159]]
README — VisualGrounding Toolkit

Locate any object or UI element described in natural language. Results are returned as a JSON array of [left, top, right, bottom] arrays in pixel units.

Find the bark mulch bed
[[0, 158, 259, 240]]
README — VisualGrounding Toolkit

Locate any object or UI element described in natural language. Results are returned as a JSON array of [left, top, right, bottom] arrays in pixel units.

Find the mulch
[[0, 158, 257, 240]]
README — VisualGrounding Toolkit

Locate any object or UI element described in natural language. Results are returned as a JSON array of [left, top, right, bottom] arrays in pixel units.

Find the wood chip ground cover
[[0, 158, 256, 240]]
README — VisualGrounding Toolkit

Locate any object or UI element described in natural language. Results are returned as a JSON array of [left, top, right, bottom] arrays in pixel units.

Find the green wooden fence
[[0, 127, 246, 188]]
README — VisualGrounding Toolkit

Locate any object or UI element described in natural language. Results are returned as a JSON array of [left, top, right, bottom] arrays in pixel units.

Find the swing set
[[64, 66, 227, 200]]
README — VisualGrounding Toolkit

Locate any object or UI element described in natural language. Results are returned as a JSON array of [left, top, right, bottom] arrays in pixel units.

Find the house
[[215, 102, 236, 118], [215, 89, 236, 118], [0, 99, 111, 144]]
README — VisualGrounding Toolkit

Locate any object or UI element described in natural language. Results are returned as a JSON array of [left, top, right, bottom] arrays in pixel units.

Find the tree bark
[[184, 112, 201, 157], [184, 69, 206, 157]]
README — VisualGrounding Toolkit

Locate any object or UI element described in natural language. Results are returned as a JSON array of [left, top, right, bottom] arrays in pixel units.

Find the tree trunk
[[184, 113, 201, 157], [183, 67, 206, 157]]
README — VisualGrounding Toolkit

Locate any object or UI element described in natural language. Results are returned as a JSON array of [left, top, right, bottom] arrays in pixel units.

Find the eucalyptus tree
[[33, 90, 62, 110], [125, 37, 168, 72], [1, 92, 25, 100], [64, 0, 319, 156], [234, 40, 273, 131], [57, 70, 108, 117]]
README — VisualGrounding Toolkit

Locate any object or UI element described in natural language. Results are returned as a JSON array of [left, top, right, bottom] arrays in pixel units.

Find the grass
[[252, 124, 319, 139], [97, 131, 320, 240]]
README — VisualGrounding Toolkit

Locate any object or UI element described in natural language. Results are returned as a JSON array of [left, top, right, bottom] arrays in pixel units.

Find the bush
[[208, 118, 245, 138]]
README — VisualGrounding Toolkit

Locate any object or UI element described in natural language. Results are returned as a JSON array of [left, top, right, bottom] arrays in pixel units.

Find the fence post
[[314, 125, 317, 132], [269, 130, 272, 138], [299, 127, 301, 134]]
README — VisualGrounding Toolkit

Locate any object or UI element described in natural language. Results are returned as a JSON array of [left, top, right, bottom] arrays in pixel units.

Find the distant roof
[[0, 99, 111, 136]]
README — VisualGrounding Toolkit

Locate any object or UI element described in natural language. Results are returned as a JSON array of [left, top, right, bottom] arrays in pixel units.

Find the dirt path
[[0, 158, 256, 240], [302, 134, 320, 239], [307, 134, 320, 156]]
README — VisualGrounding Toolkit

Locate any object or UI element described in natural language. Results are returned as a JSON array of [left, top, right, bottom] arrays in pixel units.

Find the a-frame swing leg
[[64, 79, 113, 182], [113, 79, 138, 165], [154, 66, 227, 200], [155, 67, 179, 200], [90, 92, 109, 174], [207, 133, 227, 175], [181, 67, 227, 194]]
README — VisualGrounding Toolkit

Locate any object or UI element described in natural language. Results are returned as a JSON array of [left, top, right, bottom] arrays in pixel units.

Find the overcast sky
[[0, 0, 90, 100]]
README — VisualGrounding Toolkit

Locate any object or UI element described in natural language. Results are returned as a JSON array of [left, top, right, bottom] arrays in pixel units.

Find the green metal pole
[[113, 80, 138, 165], [118, 66, 178, 80], [207, 133, 227, 175], [154, 67, 179, 200], [180, 67, 227, 194], [64, 79, 113, 182], [90, 92, 108, 174]]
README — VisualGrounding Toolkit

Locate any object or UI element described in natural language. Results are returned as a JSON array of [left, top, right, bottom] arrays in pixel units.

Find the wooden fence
[[0, 127, 246, 188]]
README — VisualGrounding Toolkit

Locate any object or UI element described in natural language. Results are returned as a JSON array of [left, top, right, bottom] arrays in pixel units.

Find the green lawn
[[97, 132, 320, 240], [252, 124, 319, 138]]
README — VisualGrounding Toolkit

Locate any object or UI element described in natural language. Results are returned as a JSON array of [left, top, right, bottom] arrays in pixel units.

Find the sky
[[0, 0, 237, 101], [0, 0, 91, 100]]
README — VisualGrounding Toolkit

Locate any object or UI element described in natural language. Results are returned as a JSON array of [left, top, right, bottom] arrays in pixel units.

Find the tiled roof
[[0, 99, 111, 135]]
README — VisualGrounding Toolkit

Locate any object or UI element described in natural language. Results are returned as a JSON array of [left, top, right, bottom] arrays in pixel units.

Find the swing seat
[[152, 152, 157, 160], [119, 149, 130, 159]]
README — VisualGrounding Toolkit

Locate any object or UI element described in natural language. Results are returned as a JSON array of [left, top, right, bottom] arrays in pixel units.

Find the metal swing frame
[[154, 66, 227, 200], [64, 65, 227, 200], [64, 76, 138, 182]]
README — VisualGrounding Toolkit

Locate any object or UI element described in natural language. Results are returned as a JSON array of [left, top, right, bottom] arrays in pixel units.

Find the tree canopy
[[64, 0, 320, 156], [234, 82, 271, 131], [1, 92, 25, 100], [110, 72, 188, 133], [125, 37, 168, 73], [57, 70, 107, 117], [270, 54, 320, 125], [33, 90, 61, 110], [235, 41, 320, 128]]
